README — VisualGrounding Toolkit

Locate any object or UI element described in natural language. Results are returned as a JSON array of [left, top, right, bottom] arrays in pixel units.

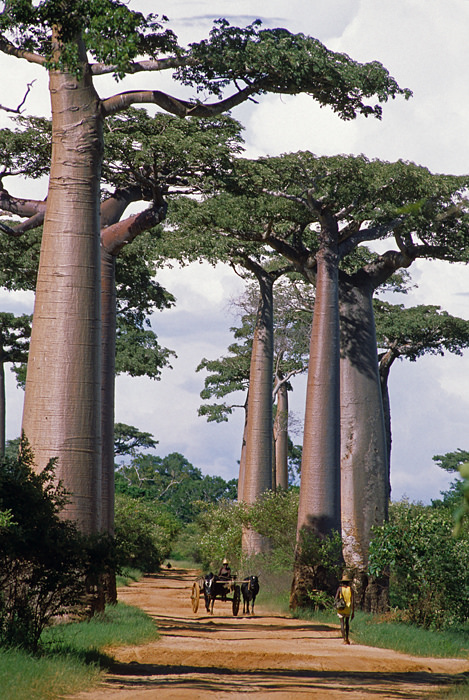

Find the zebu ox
[[203, 573, 240, 615], [241, 575, 259, 615]]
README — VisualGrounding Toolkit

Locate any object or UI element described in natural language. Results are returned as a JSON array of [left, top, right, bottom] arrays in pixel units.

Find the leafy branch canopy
[[1, 1, 411, 118]]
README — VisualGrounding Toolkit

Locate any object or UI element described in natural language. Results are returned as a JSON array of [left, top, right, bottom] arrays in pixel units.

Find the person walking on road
[[335, 573, 355, 644]]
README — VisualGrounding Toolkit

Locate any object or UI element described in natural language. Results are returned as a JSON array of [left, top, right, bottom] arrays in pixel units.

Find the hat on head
[[340, 572, 352, 583], [223, 558, 228, 564]]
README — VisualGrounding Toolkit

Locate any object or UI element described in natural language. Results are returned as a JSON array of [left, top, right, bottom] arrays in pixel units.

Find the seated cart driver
[[218, 558, 231, 580]]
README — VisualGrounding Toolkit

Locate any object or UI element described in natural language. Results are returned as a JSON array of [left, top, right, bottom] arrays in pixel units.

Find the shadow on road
[[105, 662, 469, 698]]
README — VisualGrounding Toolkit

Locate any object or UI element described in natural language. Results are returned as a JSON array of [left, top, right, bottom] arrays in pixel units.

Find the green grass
[[0, 602, 160, 700], [116, 566, 142, 587], [0, 646, 100, 700], [351, 613, 469, 659], [295, 606, 469, 660]]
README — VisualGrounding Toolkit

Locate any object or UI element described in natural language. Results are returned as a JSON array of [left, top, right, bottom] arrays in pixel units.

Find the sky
[[1, 0, 469, 503]]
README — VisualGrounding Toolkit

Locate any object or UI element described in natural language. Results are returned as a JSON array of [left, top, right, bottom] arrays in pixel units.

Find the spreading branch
[[338, 216, 407, 260], [101, 83, 260, 118], [0, 37, 45, 66], [101, 199, 167, 256], [0, 80, 37, 114], [91, 56, 188, 76]]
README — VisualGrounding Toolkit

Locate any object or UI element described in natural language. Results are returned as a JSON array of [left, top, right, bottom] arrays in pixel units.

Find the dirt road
[[69, 567, 469, 699]]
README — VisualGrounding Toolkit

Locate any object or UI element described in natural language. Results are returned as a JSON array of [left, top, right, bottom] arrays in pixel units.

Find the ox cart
[[191, 574, 241, 616]]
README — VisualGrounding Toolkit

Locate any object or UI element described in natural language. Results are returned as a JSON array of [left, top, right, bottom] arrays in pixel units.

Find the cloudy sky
[[1, 0, 469, 502]]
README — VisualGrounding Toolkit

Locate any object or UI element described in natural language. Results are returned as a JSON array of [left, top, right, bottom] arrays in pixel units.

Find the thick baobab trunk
[[339, 276, 389, 612], [273, 381, 289, 489], [22, 55, 103, 534], [291, 218, 341, 608], [241, 273, 274, 556]]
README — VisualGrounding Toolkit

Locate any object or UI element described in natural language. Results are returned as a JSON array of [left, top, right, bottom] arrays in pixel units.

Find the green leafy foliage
[[306, 588, 335, 611], [248, 488, 300, 571], [115, 451, 238, 523], [114, 493, 179, 572], [433, 449, 469, 473], [0, 116, 51, 181], [114, 317, 175, 380], [194, 488, 301, 574], [0, 437, 113, 651], [195, 499, 246, 571], [178, 19, 411, 118], [0, 224, 41, 292], [113, 422, 158, 457], [368, 500, 469, 628], [454, 461, 469, 536], [103, 109, 244, 198], [375, 303, 469, 361], [0, 312, 31, 387], [0, 1, 180, 78]]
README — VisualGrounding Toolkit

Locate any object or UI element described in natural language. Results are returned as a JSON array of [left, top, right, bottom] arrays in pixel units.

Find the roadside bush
[[194, 489, 300, 575], [0, 437, 111, 652], [114, 492, 180, 572], [368, 499, 469, 628], [195, 499, 245, 571], [248, 488, 299, 570], [290, 527, 343, 609]]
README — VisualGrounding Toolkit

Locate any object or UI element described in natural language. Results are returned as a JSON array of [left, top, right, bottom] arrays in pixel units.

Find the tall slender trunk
[[21, 47, 103, 534], [291, 216, 340, 609], [339, 275, 388, 611], [100, 187, 147, 535], [274, 381, 289, 489], [237, 397, 248, 501], [296, 220, 341, 538], [379, 350, 395, 498], [241, 272, 274, 556]]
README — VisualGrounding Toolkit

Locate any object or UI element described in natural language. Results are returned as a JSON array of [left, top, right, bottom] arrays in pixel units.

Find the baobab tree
[[223, 152, 469, 606], [0, 1, 410, 533], [197, 280, 310, 491], [162, 191, 312, 555], [0, 108, 243, 532]]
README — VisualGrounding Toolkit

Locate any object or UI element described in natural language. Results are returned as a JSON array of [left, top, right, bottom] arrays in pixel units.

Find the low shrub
[[0, 437, 114, 651], [369, 500, 469, 629]]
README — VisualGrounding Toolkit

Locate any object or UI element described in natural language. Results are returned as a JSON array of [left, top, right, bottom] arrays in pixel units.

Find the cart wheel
[[232, 585, 240, 616], [191, 581, 200, 613]]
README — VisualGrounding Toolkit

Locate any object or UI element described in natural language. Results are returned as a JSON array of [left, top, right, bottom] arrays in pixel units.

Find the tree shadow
[[103, 662, 469, 697]]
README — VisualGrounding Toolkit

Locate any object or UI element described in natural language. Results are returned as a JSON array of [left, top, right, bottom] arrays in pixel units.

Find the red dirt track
[[68, 567, 469, 699]]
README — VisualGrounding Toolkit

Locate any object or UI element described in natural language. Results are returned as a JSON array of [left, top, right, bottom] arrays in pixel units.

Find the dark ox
[[241, 575, 259, 615], [203, 573, 230, 614]]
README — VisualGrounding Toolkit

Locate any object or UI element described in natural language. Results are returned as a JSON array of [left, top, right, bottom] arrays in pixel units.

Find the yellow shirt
[[338, 585, 352, 616]]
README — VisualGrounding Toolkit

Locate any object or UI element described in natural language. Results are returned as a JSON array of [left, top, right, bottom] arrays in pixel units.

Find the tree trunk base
[[352, 570, 389, 613], [290, 562, 338, 611], [241, 526, 271, 558]]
